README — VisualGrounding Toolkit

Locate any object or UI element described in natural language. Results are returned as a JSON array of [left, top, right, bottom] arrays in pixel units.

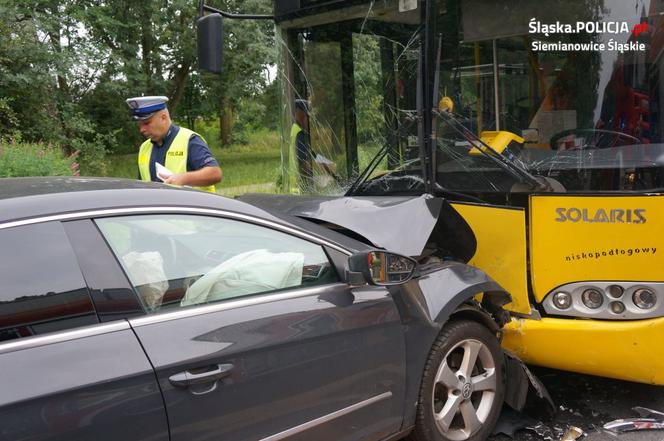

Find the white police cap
[[294, 99, 310, 114], [126, 96, 169, 120]]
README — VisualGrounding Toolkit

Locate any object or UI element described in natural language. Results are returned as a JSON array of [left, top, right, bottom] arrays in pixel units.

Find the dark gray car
[[0, 177, 511, 441]]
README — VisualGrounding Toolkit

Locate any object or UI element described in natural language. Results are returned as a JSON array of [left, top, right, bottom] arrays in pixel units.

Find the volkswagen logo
[[461, 382, 472, 399]]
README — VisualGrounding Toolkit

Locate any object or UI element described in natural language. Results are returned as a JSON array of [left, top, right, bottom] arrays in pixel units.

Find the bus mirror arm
[[198, 0, 273, 20]]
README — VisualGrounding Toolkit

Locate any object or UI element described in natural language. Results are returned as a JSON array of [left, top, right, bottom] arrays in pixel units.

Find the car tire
[[408, 320, 504, 441]]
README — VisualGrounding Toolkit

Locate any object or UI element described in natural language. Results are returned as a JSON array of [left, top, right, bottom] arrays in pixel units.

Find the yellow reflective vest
[[288, 122, 303, 194], [138, 127, 216, 193]]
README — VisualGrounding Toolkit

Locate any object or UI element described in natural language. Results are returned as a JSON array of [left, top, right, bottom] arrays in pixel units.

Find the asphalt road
[[489, 367, 664, 441]]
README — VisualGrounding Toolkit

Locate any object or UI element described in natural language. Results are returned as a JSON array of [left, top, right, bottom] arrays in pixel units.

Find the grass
[[0, 140, 75, 177], [102, 128, 282, 197]]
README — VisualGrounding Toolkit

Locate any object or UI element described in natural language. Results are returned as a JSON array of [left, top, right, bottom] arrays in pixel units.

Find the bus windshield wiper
[[345, 143, 389, 196], [435, 109, 552, 192]]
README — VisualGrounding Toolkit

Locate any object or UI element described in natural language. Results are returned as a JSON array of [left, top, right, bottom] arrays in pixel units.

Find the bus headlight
[[607, 285, 623, 298], [552, 292, 572, 309], [544, 282, 664, 319], [633, 288, 657, 309], [582, 288, 604, 309], [610, 301, 626, 314]]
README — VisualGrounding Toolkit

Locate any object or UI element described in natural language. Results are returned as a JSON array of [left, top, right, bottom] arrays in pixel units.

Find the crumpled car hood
[[238, 193, 476, 261]]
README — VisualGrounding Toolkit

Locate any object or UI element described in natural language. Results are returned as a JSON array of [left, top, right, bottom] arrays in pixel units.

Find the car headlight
[[552, 292, 572, 309], [581, 288, 604, 309], [633, 288, 657, 309]]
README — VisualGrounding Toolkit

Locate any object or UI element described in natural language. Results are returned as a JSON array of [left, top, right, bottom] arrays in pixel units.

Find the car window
[[95, 214, 340, 312], [0, 222, 98, 343]]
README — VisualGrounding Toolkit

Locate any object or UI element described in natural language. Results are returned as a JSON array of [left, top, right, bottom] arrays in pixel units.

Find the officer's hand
[[164, 173, 187, 186]]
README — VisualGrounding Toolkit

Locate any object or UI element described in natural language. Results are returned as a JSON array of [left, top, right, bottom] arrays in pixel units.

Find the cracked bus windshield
[[277, 1, 423, 195], [278, 0, 664, 199]]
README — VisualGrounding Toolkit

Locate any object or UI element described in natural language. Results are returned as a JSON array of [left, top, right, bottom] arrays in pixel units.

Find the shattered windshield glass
[[277, 0, 664, 197], [276, 1, 424, 196], [434, 0, 664, 194]]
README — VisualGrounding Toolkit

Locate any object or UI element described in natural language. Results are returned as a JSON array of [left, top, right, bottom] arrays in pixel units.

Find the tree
[[0, 0, 276, 159]]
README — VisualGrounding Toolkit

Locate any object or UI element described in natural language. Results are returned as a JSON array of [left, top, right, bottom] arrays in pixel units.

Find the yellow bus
[[199, 0, 664, 385]]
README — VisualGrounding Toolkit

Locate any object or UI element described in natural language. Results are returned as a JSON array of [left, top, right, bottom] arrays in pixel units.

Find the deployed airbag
[[181, 249, 304, 305]]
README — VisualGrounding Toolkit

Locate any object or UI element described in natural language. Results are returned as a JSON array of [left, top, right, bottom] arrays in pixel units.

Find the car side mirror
[[347, 251, 417, 286], [197, 13, 223, 74]]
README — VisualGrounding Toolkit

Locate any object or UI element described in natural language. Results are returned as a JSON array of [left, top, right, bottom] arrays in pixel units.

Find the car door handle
[[169, 363, 234, 388]]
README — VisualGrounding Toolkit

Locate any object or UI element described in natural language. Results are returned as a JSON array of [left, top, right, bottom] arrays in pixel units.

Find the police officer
[[289, 99, 314, 193], [126, 96, 222, 193]]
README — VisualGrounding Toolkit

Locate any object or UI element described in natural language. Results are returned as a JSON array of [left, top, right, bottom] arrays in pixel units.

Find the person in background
[[126, 95, 222, 193], [289, 99, 314, 193]]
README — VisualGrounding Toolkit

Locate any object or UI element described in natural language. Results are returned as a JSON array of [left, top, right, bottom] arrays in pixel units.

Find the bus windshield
[[276, 1, 425, 195], [432, 0, 664, 194], [277, 0, 664, 196]]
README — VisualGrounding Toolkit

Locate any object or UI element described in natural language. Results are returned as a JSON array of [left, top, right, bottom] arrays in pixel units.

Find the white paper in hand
[[315, 154, 334, 165], [155, 162, 174, 181]]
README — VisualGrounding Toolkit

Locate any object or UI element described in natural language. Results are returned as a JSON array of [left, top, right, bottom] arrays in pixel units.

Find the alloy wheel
[[431, 338, 497, 440]]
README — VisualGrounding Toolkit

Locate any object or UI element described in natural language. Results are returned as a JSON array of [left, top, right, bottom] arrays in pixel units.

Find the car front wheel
[[409, 320, 504, 441]]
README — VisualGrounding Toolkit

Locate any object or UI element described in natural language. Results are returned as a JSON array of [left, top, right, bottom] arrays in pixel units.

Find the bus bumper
[[502, 316, 664, 385]]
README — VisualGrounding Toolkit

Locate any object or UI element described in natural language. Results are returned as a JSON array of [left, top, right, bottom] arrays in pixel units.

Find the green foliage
[[79, 82, 143, 155], [259, 80, 280, 130], [232, 81, 281, 140], [0, 98, 18, 135], [353, 34, 385, 146], [303, 41, 345, 158], [0, 0, 277, 162], [214, 131, 281, 196], [104, 152, 137, 180], [0, 140, 75, 177], [235, 99, 268, 135], [71, 134, 109, 176], [189, 118, 222, 150], [52, 103, 109, 175]]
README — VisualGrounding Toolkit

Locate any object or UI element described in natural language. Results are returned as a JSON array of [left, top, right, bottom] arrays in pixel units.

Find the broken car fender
[[414, 261, 511, 327], [389, 261, 511, 429]]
